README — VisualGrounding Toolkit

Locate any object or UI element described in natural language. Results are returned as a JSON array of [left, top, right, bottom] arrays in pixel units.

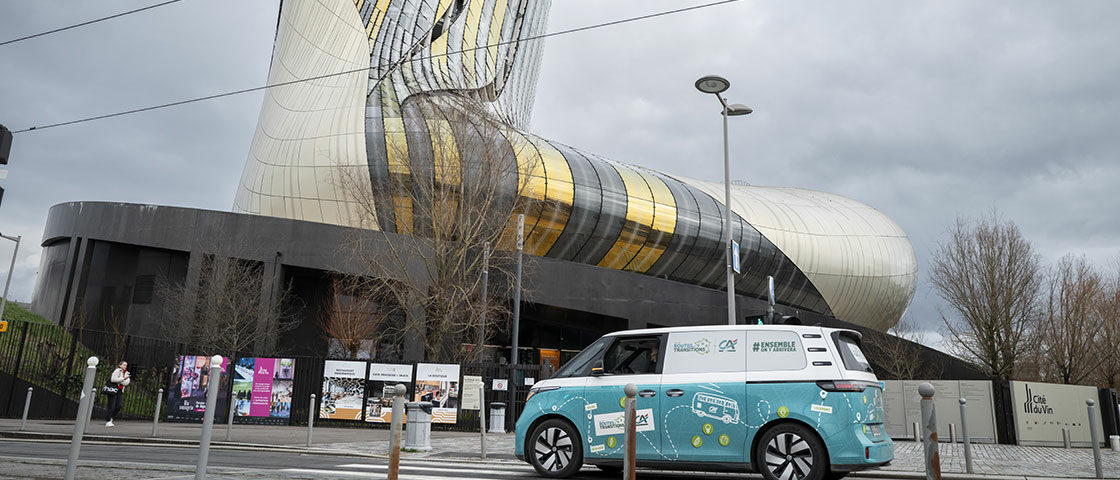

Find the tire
[[754, 423, 828, 480], [527, 419, 583, 478]]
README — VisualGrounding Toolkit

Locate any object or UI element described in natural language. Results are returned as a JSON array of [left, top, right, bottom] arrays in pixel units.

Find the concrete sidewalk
[[3, 418, 1117, 478]]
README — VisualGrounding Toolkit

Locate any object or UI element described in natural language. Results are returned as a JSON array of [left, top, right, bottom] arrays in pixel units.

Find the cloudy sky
[[2, 1, 1118, 350]]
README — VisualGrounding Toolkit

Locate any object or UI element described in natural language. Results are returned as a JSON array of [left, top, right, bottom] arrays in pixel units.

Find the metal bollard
[[84, 387, 95, 434], [307, 393, 316, 447], [1063, 427, 1071, 449], [959, 398, 973, 474], [479, 384, 487, 460], [225, 386, 237, 441], [913, 421, 922, 442], [623, 383, 637, 480], [1087, 399, 1103, 479], [65, 357, 99, 480], [918, 383, 941, 480], [948, 423, 956, 444], [152, 388, 164, 437], [388, 384, 406, 480], [19, 387, 32, 430], [195, 355, 224, 480], [1110, 435, 1119, 452]]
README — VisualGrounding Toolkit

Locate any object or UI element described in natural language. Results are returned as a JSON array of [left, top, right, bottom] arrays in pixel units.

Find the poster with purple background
[[233, 357, 294, 425]]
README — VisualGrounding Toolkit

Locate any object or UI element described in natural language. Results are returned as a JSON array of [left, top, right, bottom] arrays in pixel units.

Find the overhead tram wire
[[11, 0, 740, 134], [0, 0, 184, 47]]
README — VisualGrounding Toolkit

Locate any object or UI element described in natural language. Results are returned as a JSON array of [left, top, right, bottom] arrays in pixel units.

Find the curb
[[0, 430, 379, 458]]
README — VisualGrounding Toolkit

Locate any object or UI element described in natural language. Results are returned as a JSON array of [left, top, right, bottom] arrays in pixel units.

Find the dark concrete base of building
[[30, 201, 985, 379]]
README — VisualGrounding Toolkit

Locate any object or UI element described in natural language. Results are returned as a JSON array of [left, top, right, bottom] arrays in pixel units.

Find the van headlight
[[525, 385, 559, 402]]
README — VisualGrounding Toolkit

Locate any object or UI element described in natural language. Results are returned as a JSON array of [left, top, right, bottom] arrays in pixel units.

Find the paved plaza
[[2, 418, 1117, 478]]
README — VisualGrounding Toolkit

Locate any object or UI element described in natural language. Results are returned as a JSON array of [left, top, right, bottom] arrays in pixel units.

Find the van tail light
[[816, 380, 872, 392], [866, 446, 870, 459]]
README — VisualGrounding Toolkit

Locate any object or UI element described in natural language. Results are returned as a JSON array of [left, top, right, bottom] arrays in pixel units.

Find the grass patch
[[1, 302, 51, 324]]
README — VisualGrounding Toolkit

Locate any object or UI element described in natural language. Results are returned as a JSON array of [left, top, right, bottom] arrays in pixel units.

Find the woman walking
[[105, 361, 130, 427]]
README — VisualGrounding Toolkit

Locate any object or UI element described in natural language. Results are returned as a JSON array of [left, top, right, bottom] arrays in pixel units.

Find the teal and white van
[[515, 325, 892, 479]]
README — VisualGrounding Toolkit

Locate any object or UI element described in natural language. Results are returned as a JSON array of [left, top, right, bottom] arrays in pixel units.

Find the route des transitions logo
[[673, 338, 712, 355]]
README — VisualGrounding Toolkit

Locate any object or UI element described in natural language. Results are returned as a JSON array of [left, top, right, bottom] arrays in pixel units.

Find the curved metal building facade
[[233, 0, 917, 331]]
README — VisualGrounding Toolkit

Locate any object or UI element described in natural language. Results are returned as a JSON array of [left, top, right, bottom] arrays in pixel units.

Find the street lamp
[[695, 75, 752, 326], [0, 232, 21, 324]]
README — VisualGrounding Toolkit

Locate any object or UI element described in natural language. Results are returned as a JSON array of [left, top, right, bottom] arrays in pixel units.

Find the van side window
[[746, 330, 807, 371], [663, 331, 746, 374], [602, 336, 661, 375], [552, 336, 611, 378]]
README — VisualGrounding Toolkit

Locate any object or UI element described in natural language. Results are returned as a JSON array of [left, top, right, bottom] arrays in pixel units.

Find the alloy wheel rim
[[764, 432, 814, 480], [534, 427, 573, 471]]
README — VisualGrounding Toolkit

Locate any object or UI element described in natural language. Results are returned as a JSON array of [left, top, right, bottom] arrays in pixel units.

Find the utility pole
[[511, 214, 524, 365], [0, 233, 21, 324]]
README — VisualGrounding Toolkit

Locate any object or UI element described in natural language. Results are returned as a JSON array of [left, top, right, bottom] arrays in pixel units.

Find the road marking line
[[282, 468, 497, 479], [338, 462, 534, 472]]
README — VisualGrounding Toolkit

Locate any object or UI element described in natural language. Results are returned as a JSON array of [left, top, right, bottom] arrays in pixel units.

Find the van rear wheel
[[527, 419, 583, 478], [755, 423, 827, 480]]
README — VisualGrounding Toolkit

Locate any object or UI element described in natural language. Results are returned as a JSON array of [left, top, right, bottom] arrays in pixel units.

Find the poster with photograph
[[320, 360, 367, 420], [167, 355, 229, 422], [232, 357, 295, 425], [364, 363, 413, 423], [414, 363, 460, 424]]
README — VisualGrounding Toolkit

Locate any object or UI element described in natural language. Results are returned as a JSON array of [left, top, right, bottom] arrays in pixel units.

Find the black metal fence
[[0, 319, 550, 432]]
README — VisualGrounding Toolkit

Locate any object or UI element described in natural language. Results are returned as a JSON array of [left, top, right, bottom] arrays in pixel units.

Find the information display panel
[[168, 355, 229, 422], [365, 363, 413, 423], [321, 360, 368, 420], [232, 357, 295, 425], [414, 363, 460, 423]]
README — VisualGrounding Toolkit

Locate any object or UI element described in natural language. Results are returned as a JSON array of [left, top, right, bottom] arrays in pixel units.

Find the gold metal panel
[[381, 84, 412, 234], [625, 170, 677, 272], [597, 163, 655, 270], [461, 0, 487, 87], [525, 138, 574, 257], [485, 0, 509, 82]]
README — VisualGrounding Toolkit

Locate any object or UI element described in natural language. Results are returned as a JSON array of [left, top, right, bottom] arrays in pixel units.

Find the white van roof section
[[606, 324, 861, 339]]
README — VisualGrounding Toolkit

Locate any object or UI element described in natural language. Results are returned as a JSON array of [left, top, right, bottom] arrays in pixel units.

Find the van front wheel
[[755, 423, 827, 480], [527, 419, 583, 478]]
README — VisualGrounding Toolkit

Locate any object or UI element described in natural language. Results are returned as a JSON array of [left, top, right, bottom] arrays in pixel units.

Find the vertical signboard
[[461, 375, 483, 411], [882, 380, 998, 443], [1009, 381, 1104, 447], [320, 360, 367, 420], [232, 357, 295, 425], [414, 363, 460, 423], [167, 355, 229, 422], [365, 363, 413, 423]]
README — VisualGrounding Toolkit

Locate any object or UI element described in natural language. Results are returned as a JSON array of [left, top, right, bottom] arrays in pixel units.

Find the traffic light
[[0, 124, 11, 165]]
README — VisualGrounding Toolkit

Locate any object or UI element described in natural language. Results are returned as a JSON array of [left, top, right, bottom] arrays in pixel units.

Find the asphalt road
[[0, 439, 927, 479]]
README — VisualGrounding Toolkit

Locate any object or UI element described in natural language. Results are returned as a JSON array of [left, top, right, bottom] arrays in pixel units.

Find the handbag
[[101, 382, 118, 395]]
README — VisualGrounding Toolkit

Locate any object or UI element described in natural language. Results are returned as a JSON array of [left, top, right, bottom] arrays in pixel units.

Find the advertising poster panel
[[167, 355, 229, 422], [321, 360, 367, 420], [365, 363, 413, 423], [1009, 380, 1104, 446], [232, 357, 295, 425], [414, 363, 460, 423]]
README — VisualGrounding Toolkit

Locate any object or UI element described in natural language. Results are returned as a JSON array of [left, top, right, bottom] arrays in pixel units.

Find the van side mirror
[[590, 360, 605, 376]]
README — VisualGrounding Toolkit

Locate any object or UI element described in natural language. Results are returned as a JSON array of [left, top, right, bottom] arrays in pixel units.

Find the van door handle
[[665, 389, 685, 397], [638, 389, 657, 398]]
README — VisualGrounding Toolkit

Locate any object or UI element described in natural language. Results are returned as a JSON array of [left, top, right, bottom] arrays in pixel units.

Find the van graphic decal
[[593, 408, 655, 436], [718, 339, 738, 352], [691, 392, 740, 425], [673, 338, 711, 355]]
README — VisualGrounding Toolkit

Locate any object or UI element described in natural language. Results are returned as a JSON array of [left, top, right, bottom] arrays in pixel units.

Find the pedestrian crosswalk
[[280, 459, 540, 479]]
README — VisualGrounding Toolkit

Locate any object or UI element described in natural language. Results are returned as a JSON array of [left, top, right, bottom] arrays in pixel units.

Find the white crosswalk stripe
[[280, 459, 539, 479]]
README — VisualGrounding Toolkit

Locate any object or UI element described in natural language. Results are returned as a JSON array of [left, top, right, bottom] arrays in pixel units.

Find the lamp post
[[695, 75, 752, 326], [0, 232, 21, 323]]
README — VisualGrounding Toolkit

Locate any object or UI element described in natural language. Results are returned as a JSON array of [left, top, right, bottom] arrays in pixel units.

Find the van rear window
[[834, 334, 873, 373]]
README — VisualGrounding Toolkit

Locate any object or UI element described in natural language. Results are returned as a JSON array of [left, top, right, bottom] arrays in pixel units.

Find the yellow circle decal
[[607, 436, 617, 448], [702, 423, 714, 435], [777, 406, 789, 418], [619, 396, 626, 408], [718, 434, 731, 446], [863, 395, 868, 405], [691, 435, 703, 448]]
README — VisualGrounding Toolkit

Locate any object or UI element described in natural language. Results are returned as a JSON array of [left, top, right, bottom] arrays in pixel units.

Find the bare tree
[[317, 276, 391, 360], [1037, 254, 1105, 384], [1093, 261, 1120, 389], [930, 213, 1042, 381], [865, 315, 944, 380], [336, 95, 534, 362], [158, 254, 299, 358]]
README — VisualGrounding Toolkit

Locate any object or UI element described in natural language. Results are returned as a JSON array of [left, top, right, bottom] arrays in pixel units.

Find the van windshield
[[835, 334, 873, 373], [552, 337, 610, 378]]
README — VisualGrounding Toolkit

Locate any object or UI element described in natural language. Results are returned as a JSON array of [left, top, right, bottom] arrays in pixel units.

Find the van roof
[[606, 324, 860, 339]]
